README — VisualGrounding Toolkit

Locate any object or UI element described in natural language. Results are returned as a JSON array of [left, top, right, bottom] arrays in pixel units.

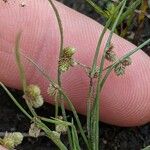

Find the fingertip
[[0, 0, 149, 127], [0, 145, 7, 150], [100, 46, 150, 126]]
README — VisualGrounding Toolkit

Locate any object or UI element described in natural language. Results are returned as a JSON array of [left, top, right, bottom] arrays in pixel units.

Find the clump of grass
[[0, 0, 150, 150], [86, 0, 143, 37]]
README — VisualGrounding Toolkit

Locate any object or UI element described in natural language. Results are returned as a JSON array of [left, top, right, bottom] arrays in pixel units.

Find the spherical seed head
[[32, 95, 44, 108], [25, 85, 43, 108], [25, 85, 41, 99], [59, 63, 70, 72], [122, 57, 132, 66], [29, 123, 41, 138], [63, 47, 76, 58], [2, 137, 15, 149], [70, 60, 77, 67], [114, 63, 126, 76], [47, 84, 58, 96], [56, 124, 68, 133], [2, 132, 23, 149], [105, 50, 117, 62], [59, 58, 71, 72], [11, 132, 23, 146]]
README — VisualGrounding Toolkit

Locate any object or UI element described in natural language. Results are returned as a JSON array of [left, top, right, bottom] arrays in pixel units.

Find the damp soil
[[0, 1, 150, 150]]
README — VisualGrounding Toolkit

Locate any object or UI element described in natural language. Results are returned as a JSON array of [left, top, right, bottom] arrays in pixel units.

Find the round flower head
[[25, 85, 41, 100], [2, 138, 14, 149], [24, 85, 44, 108], [47, 84, 59, 96], [121, 57, 132, 66], [2, 132, 23, 149], [32, 95, 44, 108], [29, 123, 41, 138], [105, 50, 117, 62], [114, 63, 125, 76], [56, 124, 68, 133], [62, 47, 76, 58], [11, 132, 23, 146], [105, 44, 117, 62], [59, 58, 71, 72]]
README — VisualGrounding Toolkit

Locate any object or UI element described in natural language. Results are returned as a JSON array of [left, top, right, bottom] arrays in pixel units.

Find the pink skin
[[0, 145, 7, 150], [0, 0, 150, 129]]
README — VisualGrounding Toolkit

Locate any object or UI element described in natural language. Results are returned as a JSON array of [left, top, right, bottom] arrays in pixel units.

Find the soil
[[0, 1, 150, 150]]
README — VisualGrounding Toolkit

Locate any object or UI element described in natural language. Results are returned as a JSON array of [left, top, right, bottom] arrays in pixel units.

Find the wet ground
[[0, 0, 150, 150]]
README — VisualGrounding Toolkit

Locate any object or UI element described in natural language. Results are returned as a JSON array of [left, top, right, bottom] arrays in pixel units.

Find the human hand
[[0, 0, 150, 127], [0, 145, 7, 150]]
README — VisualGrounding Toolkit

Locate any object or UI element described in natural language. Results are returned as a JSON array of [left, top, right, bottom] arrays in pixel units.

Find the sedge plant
[[85, 0, 143, 37], [0, 0, 150, 150]]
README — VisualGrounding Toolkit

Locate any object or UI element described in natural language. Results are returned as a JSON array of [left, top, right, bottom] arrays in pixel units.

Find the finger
[[0, 0, 150, 126], [0, 145, 7, 150]]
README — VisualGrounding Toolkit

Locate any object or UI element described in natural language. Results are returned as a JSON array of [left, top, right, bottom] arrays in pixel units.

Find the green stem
[[0, 82, 32, 120], [86, 81, 93, 141], [48, 0, 64, 119], [85, 0, 108, 18], [40, 116, 72, 126], [54, 92, 59, 119], [15, 32, 27, 91], [15, 33, 68, 149], [60, 92, 90, 149], [90, 12, 117, 77], [47, 1, 74, 149], [71, 119, 81, 150], [86, 16, 112, 141], [90, 1, 127, 149], [15, 33, 37, 117], [35, 119, 68, 150], [86, 0, 126, 141]]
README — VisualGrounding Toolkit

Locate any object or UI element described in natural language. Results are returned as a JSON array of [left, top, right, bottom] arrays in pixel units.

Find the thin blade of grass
[[15, 33, 37, 117], [47, 1, 73, 149], [85, 0, 108, 18], [71, 119, 81, 150], [86, 0, 125, 140], [117, 0, 141, 27], [15, 32, 27, 91], [48, 0, 64, 120], [91, 0, 127, 113], [90, 1, 127, 149], [39, 116, 72, 126], [0, 82, 32, 120]]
